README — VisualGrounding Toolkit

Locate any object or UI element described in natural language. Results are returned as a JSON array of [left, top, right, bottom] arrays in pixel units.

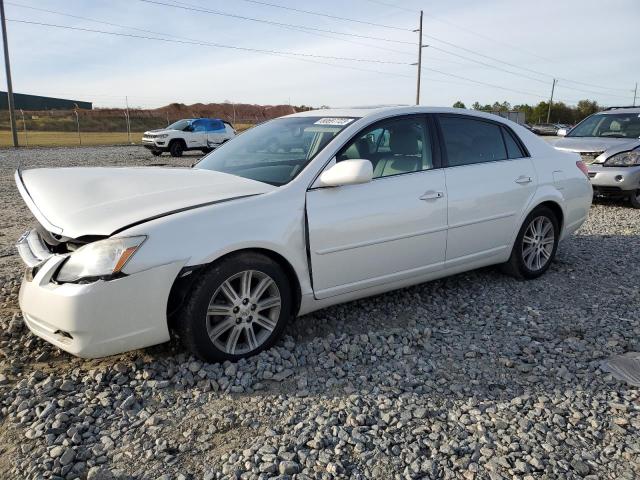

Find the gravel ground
[[0, 146, 638, 480]]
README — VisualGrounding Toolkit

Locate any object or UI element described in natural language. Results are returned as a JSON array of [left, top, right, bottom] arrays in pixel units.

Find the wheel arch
[[169, 137, 187, 148], [166, 247, 302, 329], [534, 200, 564, 231]]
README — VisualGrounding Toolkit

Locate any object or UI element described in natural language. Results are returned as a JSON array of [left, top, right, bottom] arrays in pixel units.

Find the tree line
[[452, 99, 602, 125]]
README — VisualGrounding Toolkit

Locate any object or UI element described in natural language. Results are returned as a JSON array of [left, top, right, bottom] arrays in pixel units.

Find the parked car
[[142, 118, 236, 157], [15, 106, 592, 361], [553, 106, 640, 208], [531, 123, 560, 136], [555, 124, 573, 136]]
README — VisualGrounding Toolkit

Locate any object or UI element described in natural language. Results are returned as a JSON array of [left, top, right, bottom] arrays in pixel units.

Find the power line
[[7, 9, 614, 107], [422, 33, 632, 94], [359, 0, 415, 13], [138, 0, 415, 45], [362, 0, 547, 67], [428, 45, 549, 85], [8, 19, 412, 64], [421, 11, 552, 63], [227, 0, 411, 31], [360, 0, 631, 93], [6, 1, 414, 56], [428, 45, 633, 100], [422, 66, 549, 100]]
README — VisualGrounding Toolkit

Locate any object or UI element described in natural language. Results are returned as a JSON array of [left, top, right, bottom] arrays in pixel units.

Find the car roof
[[284, 105, 515, 122], [600, 107, 640, 115]]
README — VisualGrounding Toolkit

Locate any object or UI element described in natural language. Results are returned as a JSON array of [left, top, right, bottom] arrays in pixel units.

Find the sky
[[4, 0, 639, 109]]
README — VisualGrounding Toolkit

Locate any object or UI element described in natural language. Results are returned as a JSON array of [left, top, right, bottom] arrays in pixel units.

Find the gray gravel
[[0, 146, 639, 479]]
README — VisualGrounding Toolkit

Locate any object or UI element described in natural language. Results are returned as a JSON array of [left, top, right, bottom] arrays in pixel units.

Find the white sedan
[[15, 107, 592, 361]]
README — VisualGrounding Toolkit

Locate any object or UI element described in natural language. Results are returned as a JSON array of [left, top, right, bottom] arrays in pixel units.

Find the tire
[[151, 150, 162, 157], [176, 253, 292, 362], [629, 190, 640, 209], [169, 140, 185, 157], [501, 206, 559, 280]]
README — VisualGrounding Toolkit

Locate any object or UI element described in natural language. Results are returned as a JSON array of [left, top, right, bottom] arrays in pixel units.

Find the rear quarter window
[[502, 127, 526, 159]]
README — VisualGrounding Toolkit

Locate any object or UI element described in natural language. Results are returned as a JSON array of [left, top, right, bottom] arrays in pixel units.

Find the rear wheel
[[629, 190, 640, 209], [169, 140, 185, 157], [176, 253, 292, 362], [502, 206, 559, 279]]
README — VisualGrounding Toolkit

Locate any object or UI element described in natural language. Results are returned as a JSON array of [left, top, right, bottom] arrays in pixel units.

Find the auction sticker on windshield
[[314, 118, 355, 126]]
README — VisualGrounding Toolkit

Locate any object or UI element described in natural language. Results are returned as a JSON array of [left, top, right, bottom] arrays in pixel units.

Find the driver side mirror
[[557, 128, 567, 137], [318, 159, 373, 187]]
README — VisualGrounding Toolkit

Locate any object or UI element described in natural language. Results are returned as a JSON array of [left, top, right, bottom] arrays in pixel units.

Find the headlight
[[604, 150, 640, 167], [56, 236, 146, 283], [157, 134, 169, 139]]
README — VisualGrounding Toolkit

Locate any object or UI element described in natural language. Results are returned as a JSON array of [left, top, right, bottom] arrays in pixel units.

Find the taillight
[[576, 160, 589, 178]]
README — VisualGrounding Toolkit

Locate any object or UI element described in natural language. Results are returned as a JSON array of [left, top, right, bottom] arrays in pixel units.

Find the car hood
[[553, 136, 640, 155], [144, 129, 176, 135], [16, 167, 276, 238]]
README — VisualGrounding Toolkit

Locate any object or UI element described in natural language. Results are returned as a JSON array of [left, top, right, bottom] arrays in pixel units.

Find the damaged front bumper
[[17, 230, 183, 358]]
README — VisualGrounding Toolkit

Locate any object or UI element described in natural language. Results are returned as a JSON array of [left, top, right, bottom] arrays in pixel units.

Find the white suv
[[142, 118, 236, 157]]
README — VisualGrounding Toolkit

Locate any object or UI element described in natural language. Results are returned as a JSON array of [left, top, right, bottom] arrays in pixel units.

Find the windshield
[[167, 119, 193, 131], [195, 116, 357, 186], [568, 113, 640, 138]]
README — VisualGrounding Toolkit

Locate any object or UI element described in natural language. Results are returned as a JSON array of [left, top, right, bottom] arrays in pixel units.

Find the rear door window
[[439, 116, 508, 167], [208, 120, 225, 131]]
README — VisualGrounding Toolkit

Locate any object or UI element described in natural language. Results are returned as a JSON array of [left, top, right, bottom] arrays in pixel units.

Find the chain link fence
[[0, 103, 300, 147]]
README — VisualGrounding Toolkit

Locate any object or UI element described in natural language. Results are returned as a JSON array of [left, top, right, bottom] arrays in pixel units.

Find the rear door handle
[[515, 176, 532, 184], [420, 191, 444, 200]]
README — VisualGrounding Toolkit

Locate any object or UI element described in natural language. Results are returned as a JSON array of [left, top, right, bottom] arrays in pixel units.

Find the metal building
[[0, 92, 92, 110], [490, 110, 525, 125]]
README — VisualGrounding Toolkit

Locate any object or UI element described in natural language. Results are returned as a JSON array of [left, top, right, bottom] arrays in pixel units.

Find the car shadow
[[9, 231, 638, 402]]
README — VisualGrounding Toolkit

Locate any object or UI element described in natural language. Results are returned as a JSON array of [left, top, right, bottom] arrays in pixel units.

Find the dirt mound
[[151, 102, 299, 123]]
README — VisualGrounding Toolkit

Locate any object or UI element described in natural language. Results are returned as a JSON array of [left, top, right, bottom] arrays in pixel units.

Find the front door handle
[[420, 191, 444, 200], [515, 175, 532, 184]]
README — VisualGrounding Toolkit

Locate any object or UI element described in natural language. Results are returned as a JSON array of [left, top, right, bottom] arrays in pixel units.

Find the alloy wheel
[[521, 216, 555, 271], [205, 270, 281, 355]]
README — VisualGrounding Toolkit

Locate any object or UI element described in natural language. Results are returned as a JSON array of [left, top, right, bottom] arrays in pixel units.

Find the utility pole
[[0, 0, 18, 147], [546, 78, 556, 123], [73, 108, 81, 145], [125, 96, 131, 143], [414, 10, 424, 105], [634, 82, 637, 107]]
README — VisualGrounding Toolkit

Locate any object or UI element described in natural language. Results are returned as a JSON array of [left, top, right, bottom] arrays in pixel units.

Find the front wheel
[[629, 190, 640, 209], [169, 140, 184, 157], [502, 206, 559, 279], [176, 253, 292, 362]]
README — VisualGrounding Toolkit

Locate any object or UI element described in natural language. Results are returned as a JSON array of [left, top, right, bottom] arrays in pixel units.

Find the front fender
[[117, 191, 313, 298]]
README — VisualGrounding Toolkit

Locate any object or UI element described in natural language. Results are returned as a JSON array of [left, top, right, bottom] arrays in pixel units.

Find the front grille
[[16, 229, 54, 267], [580, 151, 604, 164]]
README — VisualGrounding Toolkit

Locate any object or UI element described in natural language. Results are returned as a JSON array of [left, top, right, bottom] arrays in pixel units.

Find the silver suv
[[554, 106, 640, 208]]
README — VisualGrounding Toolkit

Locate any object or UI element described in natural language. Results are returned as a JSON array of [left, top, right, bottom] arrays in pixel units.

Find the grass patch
[[0, 131, 144, 147], [0, 124, 254, 148]]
